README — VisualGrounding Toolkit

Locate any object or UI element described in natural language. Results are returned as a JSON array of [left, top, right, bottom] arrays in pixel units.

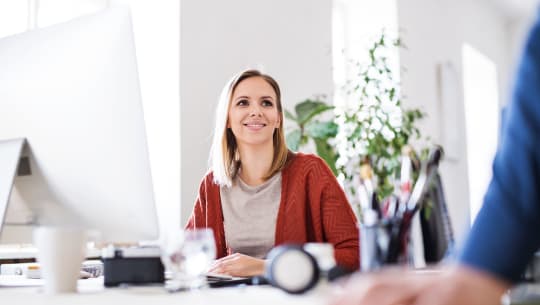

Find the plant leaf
[[305, 121, 338, 139], [314, 138, 338, 175], [295, 99, 334, 125], [285, 129, 301, 151], [284, 109, 297, 122]]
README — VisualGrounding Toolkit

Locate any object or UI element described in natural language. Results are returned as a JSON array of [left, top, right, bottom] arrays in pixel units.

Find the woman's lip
[[243, 123, 266, 130]]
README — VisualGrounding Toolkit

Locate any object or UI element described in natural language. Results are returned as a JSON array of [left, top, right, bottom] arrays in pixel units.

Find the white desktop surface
[[0, 247, 37, 260], [0, 246, 101, 260], [0, 276, 334, 305]]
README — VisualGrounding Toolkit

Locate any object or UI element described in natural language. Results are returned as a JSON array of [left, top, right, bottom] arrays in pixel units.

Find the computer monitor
[[0, 7, 159, 243]]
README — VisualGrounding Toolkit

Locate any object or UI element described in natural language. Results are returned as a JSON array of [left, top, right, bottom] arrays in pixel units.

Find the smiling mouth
[[243, 123, 267, 127]]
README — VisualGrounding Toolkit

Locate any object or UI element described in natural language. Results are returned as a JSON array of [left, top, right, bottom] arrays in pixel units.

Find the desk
[[3, 275, 540, 305], [0, 246, 101, 261], [0, 276, 333, 305], [0, 246, 37, 261]]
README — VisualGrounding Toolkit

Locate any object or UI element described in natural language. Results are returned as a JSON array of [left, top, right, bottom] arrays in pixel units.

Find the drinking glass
[[162, 228, 216, 291]]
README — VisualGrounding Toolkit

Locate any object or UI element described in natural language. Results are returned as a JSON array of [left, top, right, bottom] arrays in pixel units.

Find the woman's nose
[[249, 104, 262, 116]]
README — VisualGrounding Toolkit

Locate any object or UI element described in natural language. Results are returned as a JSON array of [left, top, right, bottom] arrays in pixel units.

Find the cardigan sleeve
[[185, 175, 208, 230], [313, 158, 360, 271], [184, 173, 228, 259]]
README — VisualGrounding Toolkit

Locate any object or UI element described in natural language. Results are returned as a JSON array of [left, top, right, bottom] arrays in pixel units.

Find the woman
[[186, 69, 359, 277]]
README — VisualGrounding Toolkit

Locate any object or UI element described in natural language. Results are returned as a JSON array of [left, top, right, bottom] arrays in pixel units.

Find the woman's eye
[[237, 99, 249, 106], [262, 100, 273, 107]]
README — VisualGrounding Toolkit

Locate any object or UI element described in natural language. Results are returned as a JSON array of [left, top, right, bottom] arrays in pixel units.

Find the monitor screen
[[0, 7, 159, 243]]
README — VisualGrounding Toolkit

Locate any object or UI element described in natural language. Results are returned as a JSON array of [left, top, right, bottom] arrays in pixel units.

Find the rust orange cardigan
[[185, 152, 360, 271]]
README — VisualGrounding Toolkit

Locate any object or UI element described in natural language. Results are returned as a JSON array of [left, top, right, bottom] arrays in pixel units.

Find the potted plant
[[286, 32, 427, 210]]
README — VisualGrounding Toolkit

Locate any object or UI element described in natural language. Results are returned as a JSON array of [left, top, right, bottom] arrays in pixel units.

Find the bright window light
[[0, 2, 28, 38], [37, 0, 108, 27], [462, 43, 500, 224], [332, 0, 399, 108]]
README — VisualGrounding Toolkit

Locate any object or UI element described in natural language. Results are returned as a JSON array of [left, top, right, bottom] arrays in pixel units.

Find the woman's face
[[227, 76, 281, 149]]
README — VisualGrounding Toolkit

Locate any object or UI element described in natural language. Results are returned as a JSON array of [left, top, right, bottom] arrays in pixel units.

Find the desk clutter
[[162, 235, 346, 294], [204, 243, 350, 293], [0, 260, 103, 279], [0, 242, 346, 295], [358, 146, 454, 271]]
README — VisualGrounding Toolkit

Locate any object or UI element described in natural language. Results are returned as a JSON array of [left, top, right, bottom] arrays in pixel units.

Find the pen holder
[[359, 216, 410, 272]]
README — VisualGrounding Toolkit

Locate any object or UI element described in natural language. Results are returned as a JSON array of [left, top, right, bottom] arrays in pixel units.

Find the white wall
[[507, 10, 537, 93], [180, 0, 333, 224], [396, 0, 530, 246]]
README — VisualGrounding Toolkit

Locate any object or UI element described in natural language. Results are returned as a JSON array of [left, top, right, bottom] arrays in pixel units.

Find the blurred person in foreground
[[332, 9, 540, 305]]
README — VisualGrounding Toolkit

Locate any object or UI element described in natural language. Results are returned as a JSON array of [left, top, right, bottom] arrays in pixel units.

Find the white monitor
[[0, 7, 159, 243]]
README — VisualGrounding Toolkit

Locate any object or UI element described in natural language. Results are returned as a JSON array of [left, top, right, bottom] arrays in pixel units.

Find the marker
[[360, 162, 380, 217], [399, 146, 412, 208], [406, 146, 443, 212]]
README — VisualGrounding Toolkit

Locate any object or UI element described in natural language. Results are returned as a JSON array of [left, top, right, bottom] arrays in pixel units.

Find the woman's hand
[[208, 253, 265, 277]]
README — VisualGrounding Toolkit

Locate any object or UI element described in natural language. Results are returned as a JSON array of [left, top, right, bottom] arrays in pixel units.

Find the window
[[332, 0, 399, 108], [462, 43, 500, 224], [37, 0, 108, 27], [0, 2, 28, 38]]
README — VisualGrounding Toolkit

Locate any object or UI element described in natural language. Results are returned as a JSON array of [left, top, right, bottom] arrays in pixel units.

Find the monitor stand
[[0, 138, 32, 236]]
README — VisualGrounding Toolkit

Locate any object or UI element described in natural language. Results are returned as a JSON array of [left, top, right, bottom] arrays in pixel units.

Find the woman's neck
[[237, 143, 274, 186]]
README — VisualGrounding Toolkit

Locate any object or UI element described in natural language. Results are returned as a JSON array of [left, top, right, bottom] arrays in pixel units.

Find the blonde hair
[[210, 69, 289, 187]]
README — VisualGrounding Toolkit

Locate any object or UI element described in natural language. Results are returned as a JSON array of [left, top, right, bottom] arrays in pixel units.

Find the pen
[[384, 195, 398, 218], [360, 163, 374, 200], [406, 146, 443, 213], [358, 183, 371, 212], [360, 162, 381, 217], [399, 146, 412, 210], [371, 191, 381, 218]]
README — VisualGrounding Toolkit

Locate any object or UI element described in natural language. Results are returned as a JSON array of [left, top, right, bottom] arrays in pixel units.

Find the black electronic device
[[102, 246, 164, 287], [207, 275, 268, 288]]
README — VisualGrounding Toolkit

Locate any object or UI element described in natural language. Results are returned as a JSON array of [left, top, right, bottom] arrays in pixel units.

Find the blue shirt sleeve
[[458, 13, 540, 283]]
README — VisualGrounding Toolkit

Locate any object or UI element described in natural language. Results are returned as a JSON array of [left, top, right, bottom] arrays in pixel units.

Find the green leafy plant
[[285, 99, 338, 174], [333, 33, 426, 204], [285, 32, 428, 208]]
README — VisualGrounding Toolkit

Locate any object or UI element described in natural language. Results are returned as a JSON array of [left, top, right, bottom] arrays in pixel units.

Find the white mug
[[33, 226, 86, 294]]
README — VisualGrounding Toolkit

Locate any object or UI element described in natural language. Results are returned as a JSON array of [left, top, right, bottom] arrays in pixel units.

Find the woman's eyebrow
[[234, 95, 250, 100], [260, 95, 274, 100]]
